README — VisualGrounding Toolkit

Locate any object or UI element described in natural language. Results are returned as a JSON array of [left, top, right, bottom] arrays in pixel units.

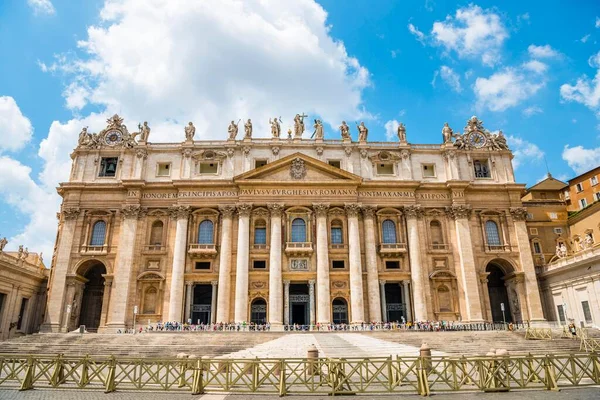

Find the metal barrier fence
[[1, 353, 599, 395]]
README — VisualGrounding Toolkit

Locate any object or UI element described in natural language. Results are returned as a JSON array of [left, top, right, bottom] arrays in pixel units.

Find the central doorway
[[191, 284, 212, 324], [384, 283, 405, 323], [486, 264, 513, 323], [332, 298, 348, 324], [78, 262, 106, 332], [289, 283, 309, 325]]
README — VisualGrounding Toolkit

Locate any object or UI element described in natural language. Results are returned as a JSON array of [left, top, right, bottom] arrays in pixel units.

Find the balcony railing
[[251, 244, 268, 251], [188, 243, 217, 258], [379, 243, 407, 255], [484, 244, 512, 252], [80, 245, 109, 255], [143, 245, 166, 254], [329, 243, 347, 250], [431, 243, 449, 251], [285, 242, 313, 256]]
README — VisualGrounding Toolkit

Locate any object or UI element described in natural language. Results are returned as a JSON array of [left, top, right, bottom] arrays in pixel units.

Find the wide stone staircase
[[0, 330, 590, 358]]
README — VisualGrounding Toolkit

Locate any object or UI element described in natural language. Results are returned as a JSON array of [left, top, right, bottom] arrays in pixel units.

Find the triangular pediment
[[234, 152, 362, 184]]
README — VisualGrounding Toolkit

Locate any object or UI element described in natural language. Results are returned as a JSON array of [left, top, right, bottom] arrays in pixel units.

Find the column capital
[[509, 207, 528, 221], [283, 279, 291, 286], [379, 279, 386, 285], [121, 205, 147, 220], [344, 203, 362, 218], [236, 203, 253, 217], [185, 281, 194, 288], [402, 280, 410, 287], [361, 205, 377, 218], [169, 205, 191, 220], [61, 208, 81, 221], [267, 203, 285, 217], [312, 203, 330, 217], [444, 204, 472, 220], [403, 205, 423, 219], [218, 205, 236, 218], [308, 279, 316, 286], [211, 280, 218, 287]]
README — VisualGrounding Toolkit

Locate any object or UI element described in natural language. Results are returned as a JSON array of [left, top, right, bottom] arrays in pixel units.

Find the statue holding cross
[[293, 113, 308, 138]]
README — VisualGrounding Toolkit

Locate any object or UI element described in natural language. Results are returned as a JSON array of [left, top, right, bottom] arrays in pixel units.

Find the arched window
[[90, 221, 106, 246], [143, 287, 157, 314], [485, 220, 501, 247], [250, 298, 267, 324], [198, 220, 214, 244], [150, 221, 163, 245], [331, 220, 343, 245], [430, 220, 443, 245], [254, 220, 267, 245], [291, 218, 306, 242], [382, 219, 397, 244]]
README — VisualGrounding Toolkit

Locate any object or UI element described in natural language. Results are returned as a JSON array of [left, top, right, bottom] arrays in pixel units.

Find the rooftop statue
[[269, 117, 281, 138], [313, 119, 324, 139], [397, 123, 407, 143], [294, 113, 307, 138], [184, 122, 196, 141], [244, 119, 253, 139], [0, 237, 7, 252], [228, 120, 239, 140], [339, 121, 350, 140], [442, 122, 453, 144], [138, 121, 151, 142], [357, 122, 368, 142]]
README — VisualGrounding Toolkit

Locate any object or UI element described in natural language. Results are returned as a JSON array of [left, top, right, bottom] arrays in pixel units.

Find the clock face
[[104, 130, 122, 146], [469, 132, 486, 148]]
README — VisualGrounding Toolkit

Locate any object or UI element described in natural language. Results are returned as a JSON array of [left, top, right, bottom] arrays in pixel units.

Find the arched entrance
[[191, 284, 213, 324], [332, 298, 348, 324], [250, 298, 267, 324], [486, 263, 513, 323], [384, 283, 405, 323], [78, 262, 106, 332]]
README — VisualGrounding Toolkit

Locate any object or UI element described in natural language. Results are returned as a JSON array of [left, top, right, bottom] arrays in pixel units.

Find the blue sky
[[0, 0, 599, 256]]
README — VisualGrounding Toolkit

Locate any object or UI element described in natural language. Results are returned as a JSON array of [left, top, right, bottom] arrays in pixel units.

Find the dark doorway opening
[[289, 283, 309, 325], [332, 297, 348, 324], [79, 263, 106, 332], [192, 284, 212, 324], [385, 283, 405, 323], [251, 298, 267, 324], [487, 264, 513, 323]]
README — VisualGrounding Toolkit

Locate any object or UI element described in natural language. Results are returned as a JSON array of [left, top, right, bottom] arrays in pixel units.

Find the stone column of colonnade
[[345, 203, 365, 323], [510, 207, 545, 322], [362, 205, 382, 322], [313, 203, 331, 324], [106, 205, 145, 330], [42, 208, 80, 332], [267, 203, 285, 325], [404, 205, 427, 322], [446, 205, 484, 322], [167, 205, 191, 322], [216, 205, 235, 323], [234, 204, 253, 323], [402, 280, 413, 321]]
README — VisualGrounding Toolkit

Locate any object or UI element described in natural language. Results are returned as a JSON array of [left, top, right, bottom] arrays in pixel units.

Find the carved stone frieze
[[290, 158, 307, 180], [313, 203, 330, 217], [369, 150, 401, 163], [271, 146, 280, 155], [344, 203, 362, 218], [226, 148, 235, 158], [181, 148, 192, 158], [315, 146, 323, 156], [509, 207, 528, 221], [445, 205, 472, 220], [136, 148, 148, 159], [344, 146, 353, 157], [332, 281, 347, 289], [169, 205, 191, 220], [400, 150, 410, 160]]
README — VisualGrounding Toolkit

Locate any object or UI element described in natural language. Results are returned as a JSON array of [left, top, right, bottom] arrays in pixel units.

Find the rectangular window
[[253, 260, 267, 269], [530, 228, 538, 235], [331, 227, 343, 244], [99, 157, 118, 177], [473, 159, 491, 178], [549, 212, 557, 219], [328, 160, 341, 168], [254, 227, 267, 245], [385, 260, 400, 269], [376, 163, 394, 175], [582, 301, 593, 324], [564, 190, 570, 200], [422, 164, 436, 178], [591, 176, 598, 186], [157, 162, 171, 177], [557, 305, 566, 324], [576, 183, 584, 192], [580, 198, 588, 209], [332, 260, 345, 269], [554, 227, 563, 235], [595, 192, 600, 202], [255, 159, 267, 168], [195, 262, 211, 270], [533, 242, 542, 254], [16, 298, 28, 330], [199, 162, 218, 174]]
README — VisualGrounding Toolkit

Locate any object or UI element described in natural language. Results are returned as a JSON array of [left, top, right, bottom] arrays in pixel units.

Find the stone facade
[[42, 115, 545, 332]]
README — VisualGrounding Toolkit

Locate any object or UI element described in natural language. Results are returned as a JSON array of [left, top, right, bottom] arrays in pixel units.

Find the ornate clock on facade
[[468, 131, 486, 148], [104, 130, 123, 146]]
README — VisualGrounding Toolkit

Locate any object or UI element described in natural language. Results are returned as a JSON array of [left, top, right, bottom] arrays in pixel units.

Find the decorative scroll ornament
[[344, 203, 362, 217], [361, 205, 377, 218], [404, 205, 423, 219], [122, 205, 147, 219], [218, 205, 236, 218], [290, 158, 307, 180], [236, 203, 253, 217], [169, 205, 191, 220], [510, 207, 529, 221], [445, 205, 472, 220], [312, 203, 330, 217], [77, 114, 139, 150], [290, 259, 309, 271], [450, 116, 509, 151], [369, 150, 402, 164], [61, 208, 81, 221], [267, 203, 286, 217]]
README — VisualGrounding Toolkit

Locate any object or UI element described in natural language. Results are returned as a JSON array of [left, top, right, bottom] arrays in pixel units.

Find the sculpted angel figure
[[313, 119, 324, 139], [244, 119, 253, 138], [357, 121, 368, 142], [228, 120, 239, 140], [0, 237, 7, 252], [397, 123, 407, 143], [491, 130, 509, 150], [78, 127, 90, 146], [269, 117, 281, 138], [442, 122, 453, 144], [184, 122, 196, 141], [339, 121, 350, 140]]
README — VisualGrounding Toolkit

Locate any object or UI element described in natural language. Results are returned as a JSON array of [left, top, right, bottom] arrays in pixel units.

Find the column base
[[39, 323, 63, 333]]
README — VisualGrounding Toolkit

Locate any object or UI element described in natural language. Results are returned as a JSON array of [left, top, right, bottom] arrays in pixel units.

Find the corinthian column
[[107, 205, 146, 330], [362, 205, 382, 322], [42, 208, 80, 332], [267, 203, 285, 325], [234, 203, 252, 323], [167, 205, 191, 322], [313, 203, 331, 324], [446, 205, 483, 322], [405, 205, 427, 321], [216, 205, 235, 322], [345, 203, 365, 323], [510, 207, 545, 322]]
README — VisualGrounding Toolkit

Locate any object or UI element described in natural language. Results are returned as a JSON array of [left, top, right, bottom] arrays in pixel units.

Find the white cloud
[[384, 119, 399, 141], [560, 63, 600, 110], [0, 96, 33, 152], [596, 17, 600, 28], [431, 4, 508, 66], [523, 60, 548, 74], [528, 44, 560, 59], [408, 23, 426, 44], [507, 135, 544, 170], [474, 68, 544, 112], [589, 51, 600, 68], [581, 34, 591, 43], [391, 50, 398, 58], [517, 13, 530, 24], [27, 0, 55, 16], [439, 65, 462, 92], [522, 106, 543, 117], [63, 83, 90, 110], [562, 145, 600, 174]]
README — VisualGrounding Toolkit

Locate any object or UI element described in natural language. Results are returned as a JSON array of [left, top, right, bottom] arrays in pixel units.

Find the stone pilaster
[[210, 280, 218, 324], [379, 280, 387, 323], [185, 282, 194, 322], [267, 203, 285, 325], [216, 205, 235, 322], [313, 203, 331, 324], [234, 203, 252, 323], [362, 205, 382, 322], [309, 279, 316, 326], [42, 208, 80, 332], [402, 280, 412, 321], [445, 205, 483, 322], [345, 203, 365, 323], [405, 205, 427, 321], [283, 280, 290, 325], [510, 207, 545, 322], [166, 205, 191, 322]]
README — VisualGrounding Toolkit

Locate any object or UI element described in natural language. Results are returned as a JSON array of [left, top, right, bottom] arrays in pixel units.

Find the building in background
[[0, 242, 49, 340], [565, 166, 600, 211]]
